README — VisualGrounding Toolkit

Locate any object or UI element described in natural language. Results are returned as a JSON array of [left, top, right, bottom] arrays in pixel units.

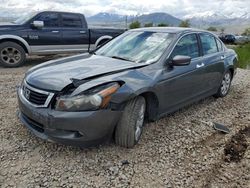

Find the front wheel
[[115, 96, 146, 148], [0, 42, 26, 68], [214, 70, 232, 98]]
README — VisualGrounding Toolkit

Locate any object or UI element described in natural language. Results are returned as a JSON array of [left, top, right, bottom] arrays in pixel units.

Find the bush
[[242, 28, 250, 36], [207, 27, 217, 31], [157, 23, 169, 27], [179, 20, 190, 28], [234, 43, 250, 69], [129, 21, 141, 29], [144, 23, 153, 27]]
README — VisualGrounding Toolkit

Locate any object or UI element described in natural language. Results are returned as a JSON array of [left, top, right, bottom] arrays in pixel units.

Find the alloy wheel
[[135, 103, 145, 141], [221, 72, 231, 95], [1, 47, 22, 65]]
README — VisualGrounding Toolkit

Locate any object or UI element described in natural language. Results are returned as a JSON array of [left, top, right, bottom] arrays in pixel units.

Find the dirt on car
[[0, 56, 250, 188]]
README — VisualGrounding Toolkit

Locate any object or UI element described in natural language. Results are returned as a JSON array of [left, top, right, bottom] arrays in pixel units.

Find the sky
[[0, 0, 249, 18]]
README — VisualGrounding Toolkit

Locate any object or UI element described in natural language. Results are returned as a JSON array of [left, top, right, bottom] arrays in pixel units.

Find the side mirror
[[171, 55, 191, 66], [31, 21, 44, 29]]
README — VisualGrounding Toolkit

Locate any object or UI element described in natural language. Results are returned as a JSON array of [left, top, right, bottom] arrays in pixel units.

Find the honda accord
[[17, 27, 237, 148]]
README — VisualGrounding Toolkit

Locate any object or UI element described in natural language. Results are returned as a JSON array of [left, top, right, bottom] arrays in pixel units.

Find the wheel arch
[[139, 91, 159, 121], [0, 35, 31, 54], [228, 67, 234, 77], [225, 65, 235, 78]]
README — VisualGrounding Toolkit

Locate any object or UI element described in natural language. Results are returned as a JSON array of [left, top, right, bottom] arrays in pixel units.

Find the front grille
[[25, 87, 48, 105], [21, 81, 54, 107]]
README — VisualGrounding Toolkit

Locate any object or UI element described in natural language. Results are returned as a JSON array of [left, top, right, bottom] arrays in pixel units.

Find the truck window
[[36, 13, 59, 27], [62, 14, 82, 28]]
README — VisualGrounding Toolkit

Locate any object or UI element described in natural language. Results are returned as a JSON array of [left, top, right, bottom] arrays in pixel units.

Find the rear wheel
[[115, 96, 146, 148], [214, 70, 232, 98], [0, 42, 26, 67]]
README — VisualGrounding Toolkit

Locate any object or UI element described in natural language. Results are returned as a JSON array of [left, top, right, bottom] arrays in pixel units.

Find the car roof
[[131, 27, 209, 34]]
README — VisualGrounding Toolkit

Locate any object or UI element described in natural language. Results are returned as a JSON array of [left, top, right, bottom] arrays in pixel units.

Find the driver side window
[[171, 34, 199, 59], [35, 13, 59, 27]]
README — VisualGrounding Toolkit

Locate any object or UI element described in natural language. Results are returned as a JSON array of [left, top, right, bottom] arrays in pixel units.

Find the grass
[[233, 43, 250, 69]]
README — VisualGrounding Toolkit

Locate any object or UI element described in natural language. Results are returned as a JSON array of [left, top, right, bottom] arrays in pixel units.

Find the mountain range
[[183, 10, 250, 26], [87, 12, 182, 26], [0, 10, 249, 33], [86, 11, 250, 33]]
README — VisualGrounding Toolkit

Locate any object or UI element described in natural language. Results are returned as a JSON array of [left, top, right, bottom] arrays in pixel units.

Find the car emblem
[[24, 87, 31, 100]]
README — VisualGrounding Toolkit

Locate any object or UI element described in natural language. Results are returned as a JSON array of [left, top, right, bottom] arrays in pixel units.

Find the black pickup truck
[[0, 11, 124, 67]]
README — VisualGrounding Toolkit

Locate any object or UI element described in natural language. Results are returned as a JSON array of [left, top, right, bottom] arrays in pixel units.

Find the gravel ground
[[0, 56, 250, 188]]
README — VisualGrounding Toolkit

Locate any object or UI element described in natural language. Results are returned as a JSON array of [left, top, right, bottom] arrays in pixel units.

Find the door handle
[[221, 55, 225, 60], [52, 31, 59, 33], [80, 31, 86, 34], [196, 63, 205, 68]]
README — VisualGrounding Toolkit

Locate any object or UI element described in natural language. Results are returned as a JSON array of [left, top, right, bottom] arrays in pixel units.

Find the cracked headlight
[[55, 82, 120, 111]]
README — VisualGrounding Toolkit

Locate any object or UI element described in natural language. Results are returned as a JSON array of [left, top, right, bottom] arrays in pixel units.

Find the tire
[[214, 70, 232, 98], [0, 42, 26, 67], [115, 96, 146, 148]]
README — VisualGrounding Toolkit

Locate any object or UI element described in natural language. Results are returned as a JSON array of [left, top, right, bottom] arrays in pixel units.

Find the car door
[[199, 33, 225, 92], [61, 13, 89, 52], [27, 12, 63, 53], [156, 33, 206, 114]]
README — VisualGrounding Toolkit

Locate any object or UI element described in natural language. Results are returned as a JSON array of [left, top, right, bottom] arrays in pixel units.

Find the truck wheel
[[115, 96, 146, 148], [0, 42, 26, 67], [214, 70, 232, 98]]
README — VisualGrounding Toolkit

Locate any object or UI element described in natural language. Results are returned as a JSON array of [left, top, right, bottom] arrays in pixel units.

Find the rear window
[[216, 39, 224, 52], [62, 14, 82, 28], [200, 33, 218, 55]]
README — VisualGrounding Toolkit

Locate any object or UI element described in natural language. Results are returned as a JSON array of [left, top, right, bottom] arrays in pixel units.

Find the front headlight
[[55, 82, 120, 111]]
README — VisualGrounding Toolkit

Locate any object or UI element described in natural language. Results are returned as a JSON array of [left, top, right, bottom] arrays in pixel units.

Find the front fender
[[94, 35, 113, 49], [70, 69, 156, 105], [0, 34, 31, 53]]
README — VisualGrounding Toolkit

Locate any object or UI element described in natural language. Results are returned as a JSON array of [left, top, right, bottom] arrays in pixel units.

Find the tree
[[220, 28, 225, 33], [129, 21, 141, 29], [179, 20, 190, 28], [157, 23, 169, 27], [242, 28, 250, 36], [144, 23, 153, 27], [207, 26, 217, 32]]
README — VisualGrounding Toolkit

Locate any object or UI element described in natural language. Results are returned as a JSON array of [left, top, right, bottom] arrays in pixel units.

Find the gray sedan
[[17, 27, 238, 148]]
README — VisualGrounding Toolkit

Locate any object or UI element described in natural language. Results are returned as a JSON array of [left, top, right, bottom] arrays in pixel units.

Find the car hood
[[0, 22, 19, 29], [25, 54, 146, 91]]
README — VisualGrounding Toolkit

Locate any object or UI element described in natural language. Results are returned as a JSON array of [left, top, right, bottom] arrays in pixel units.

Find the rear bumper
[[17, 87, 122, 147]]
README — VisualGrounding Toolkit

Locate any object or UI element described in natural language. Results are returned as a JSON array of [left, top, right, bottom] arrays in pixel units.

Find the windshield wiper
[[111, 56, 133, 62]]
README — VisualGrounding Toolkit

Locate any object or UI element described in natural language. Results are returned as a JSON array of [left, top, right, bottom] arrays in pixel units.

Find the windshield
[[13, 12, 37, 25], [95, 31, 175, 64]]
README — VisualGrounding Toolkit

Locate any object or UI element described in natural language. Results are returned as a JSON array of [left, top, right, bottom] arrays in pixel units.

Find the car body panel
[[18, 88, 121, 146], [17, 27, 238, 146], [25, 54, 149, 91]]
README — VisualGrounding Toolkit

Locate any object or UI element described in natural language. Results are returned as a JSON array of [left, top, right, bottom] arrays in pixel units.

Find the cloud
[[0, 0, 249, 18]]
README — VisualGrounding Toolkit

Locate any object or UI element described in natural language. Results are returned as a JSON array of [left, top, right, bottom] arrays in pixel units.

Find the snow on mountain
[[183, 10, 250, 26], [183, 11, 228, 20], [184, 10, 250, 20]]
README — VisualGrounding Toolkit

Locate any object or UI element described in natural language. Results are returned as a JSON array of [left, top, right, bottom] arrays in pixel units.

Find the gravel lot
[[0, 56, 250, 188]]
